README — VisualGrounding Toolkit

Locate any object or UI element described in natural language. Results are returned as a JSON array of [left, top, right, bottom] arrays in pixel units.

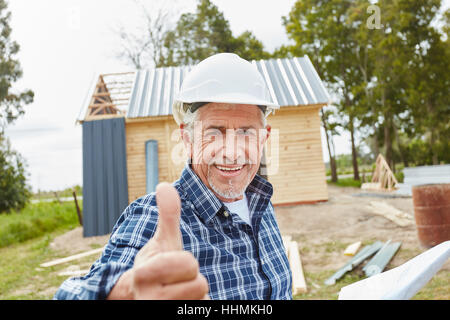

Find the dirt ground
[[275, 185, 447, 270], [49, 185, 449, 296]]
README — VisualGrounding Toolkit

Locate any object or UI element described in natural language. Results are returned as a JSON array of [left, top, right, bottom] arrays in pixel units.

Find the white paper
[[338, 240, 450, 300]]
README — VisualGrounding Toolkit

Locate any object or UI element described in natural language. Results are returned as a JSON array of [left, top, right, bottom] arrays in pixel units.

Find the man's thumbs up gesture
[[107, 183, 209, 300]]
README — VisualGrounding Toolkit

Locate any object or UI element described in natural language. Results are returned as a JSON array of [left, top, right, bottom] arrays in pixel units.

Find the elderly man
[[54, 53, 292, 300]]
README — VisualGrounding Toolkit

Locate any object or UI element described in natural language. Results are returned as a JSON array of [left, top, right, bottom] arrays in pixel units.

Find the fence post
[[72, 188, 83, 226]]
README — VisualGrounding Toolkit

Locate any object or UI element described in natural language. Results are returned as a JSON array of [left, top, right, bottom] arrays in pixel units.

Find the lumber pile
[[366, 201, 413, 227], [282, 235, 307, 295], [361, 154, 398, 191]]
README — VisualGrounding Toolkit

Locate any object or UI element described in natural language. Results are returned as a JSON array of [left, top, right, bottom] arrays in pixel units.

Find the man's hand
[[108, 182, 209, 300]]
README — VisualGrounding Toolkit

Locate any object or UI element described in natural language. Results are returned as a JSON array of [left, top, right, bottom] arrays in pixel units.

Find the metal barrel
[[412, 183, 450, 248]]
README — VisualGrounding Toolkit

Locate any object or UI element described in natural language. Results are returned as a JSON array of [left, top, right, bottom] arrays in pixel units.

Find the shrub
[[0, 201, 80, 248], [0, 135, 31, 214]]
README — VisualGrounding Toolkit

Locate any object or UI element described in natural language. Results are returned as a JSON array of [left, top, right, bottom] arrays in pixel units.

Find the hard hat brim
[[175, 92, 279, 110]]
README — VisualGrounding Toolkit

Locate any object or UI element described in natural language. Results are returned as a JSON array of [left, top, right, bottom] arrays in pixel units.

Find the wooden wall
[[125, 116, 184, 203], [266, 105, 328, 205], [124, 105, 328, 205]]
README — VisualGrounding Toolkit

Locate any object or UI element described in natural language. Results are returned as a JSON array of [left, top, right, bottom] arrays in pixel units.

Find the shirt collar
[[179, 162, 273, 225]]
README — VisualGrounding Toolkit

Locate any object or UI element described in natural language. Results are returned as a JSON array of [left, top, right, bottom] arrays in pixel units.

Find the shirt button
[[223, 210, 229, 218]]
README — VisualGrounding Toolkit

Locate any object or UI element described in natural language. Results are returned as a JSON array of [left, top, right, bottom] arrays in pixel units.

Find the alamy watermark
[[169, 123, 280, 176], [367, 4, 383, 29]]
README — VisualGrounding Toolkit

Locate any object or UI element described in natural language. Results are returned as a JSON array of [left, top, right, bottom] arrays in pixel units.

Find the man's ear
[[180, 124, 192, 158], [262, 125, 271, 144]]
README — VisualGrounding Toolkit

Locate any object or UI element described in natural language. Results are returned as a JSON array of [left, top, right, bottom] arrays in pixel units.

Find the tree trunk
[[384, 116, 393, 170], [393, 122, 409, 168], [349, 116, 360, 180], [373, 132, 380, 158], [430, 128, 439, 165], [321, 109, 338, 182]]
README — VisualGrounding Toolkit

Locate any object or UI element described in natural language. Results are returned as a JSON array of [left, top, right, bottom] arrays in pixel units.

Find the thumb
[[154, 182, 183, 251]]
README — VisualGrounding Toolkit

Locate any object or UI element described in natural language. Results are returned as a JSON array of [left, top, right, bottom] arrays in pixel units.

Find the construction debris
[[288, 240, 308, 294], [57, 268, 90, 277], [324, 241, 384, 285], [338, 240, 450, 300], [282, 235, 292, 258], [344, 241, 362, 256], [325, 240, 403, 286], [366, 201, 413, 227], [281, 235, 308, 294], [396, 164, 450, 196], [40, 247, 104, 268], [361, 154, 398, 191], [362, 240, 402, 277]]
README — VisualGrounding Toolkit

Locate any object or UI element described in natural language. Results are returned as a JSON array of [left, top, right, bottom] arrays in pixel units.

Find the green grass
[[0, 201, 81, 248], [293, 239, 450, 300], [293, 268, 450, 300], [327, 177, 363, 188], [294, 270, 366, 300], [413, 270, 450, 299], [32, 185, 82, 200], [0, 228, 85, 299]]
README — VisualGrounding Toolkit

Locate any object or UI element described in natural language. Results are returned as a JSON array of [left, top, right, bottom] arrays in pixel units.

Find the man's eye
[[237, 129, 256, 136]]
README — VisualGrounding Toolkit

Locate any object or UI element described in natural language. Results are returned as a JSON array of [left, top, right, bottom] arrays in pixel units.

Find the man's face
[[181, 103, 270, 202]]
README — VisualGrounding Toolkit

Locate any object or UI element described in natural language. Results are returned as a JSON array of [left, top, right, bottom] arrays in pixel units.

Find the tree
[[401, 2, 449, 165], [0, 0, 33, 128], [282, 0, 365, 180], [114, 0, 271, 68], [282, 0, 449, 176], [113, 1, 179, 69], [0, 135, 30, 213], [321, 107, 340, 182], [0, 0, 34, 213], [162, 0, 270, 66]]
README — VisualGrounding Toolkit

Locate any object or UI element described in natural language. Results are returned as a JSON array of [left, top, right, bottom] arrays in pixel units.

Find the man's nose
[[223, 129, 243, 163]]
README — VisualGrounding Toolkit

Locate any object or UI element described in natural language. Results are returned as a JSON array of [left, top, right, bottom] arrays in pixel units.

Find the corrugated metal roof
[[126, 65, 193, 118], [77, 55, 329, 122], [127, 56, 329, 118]]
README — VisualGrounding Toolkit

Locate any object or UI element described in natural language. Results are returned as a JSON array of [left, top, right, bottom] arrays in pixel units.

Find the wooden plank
[[289, 241, 307, 295], [344, 241, 362, 256], [361, 182, 382, 191], [40, 247, 105, 268], [366, 201, 413, 227], [281, 235, 292, 258], [58, 269, 91, 277]]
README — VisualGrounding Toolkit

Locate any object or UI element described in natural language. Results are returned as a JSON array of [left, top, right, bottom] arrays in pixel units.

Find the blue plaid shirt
[[54, 164, 292, 300]]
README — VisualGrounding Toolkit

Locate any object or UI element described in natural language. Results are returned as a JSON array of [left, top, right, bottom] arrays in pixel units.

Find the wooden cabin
[[77, 56, 330, 236]]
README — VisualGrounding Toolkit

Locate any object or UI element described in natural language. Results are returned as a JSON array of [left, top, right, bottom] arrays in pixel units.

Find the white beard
[[207, 165, 252, 200]]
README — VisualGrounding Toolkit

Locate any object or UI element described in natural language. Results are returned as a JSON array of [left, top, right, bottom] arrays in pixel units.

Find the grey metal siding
[[82, 118, 129, 237]]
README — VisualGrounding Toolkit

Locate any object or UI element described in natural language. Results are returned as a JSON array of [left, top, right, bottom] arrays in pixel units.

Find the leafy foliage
[[282, 0, 449, 173], [0, 135, 31, 213], [162, 0, 270, 66], [0, 200, 79, 248], [0, 0, 33, 212], [0, 0, 34, 127]]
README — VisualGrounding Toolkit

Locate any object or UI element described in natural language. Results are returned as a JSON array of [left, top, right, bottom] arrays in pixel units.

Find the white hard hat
[[173, 53, 279, 125]]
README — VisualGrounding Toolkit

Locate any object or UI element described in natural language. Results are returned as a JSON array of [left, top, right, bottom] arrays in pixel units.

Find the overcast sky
[[4, 0, 448, 193]]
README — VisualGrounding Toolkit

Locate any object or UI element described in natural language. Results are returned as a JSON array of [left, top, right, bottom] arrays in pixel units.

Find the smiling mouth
[[213, 164, 246, 176], [215, 165, 243, 171]]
